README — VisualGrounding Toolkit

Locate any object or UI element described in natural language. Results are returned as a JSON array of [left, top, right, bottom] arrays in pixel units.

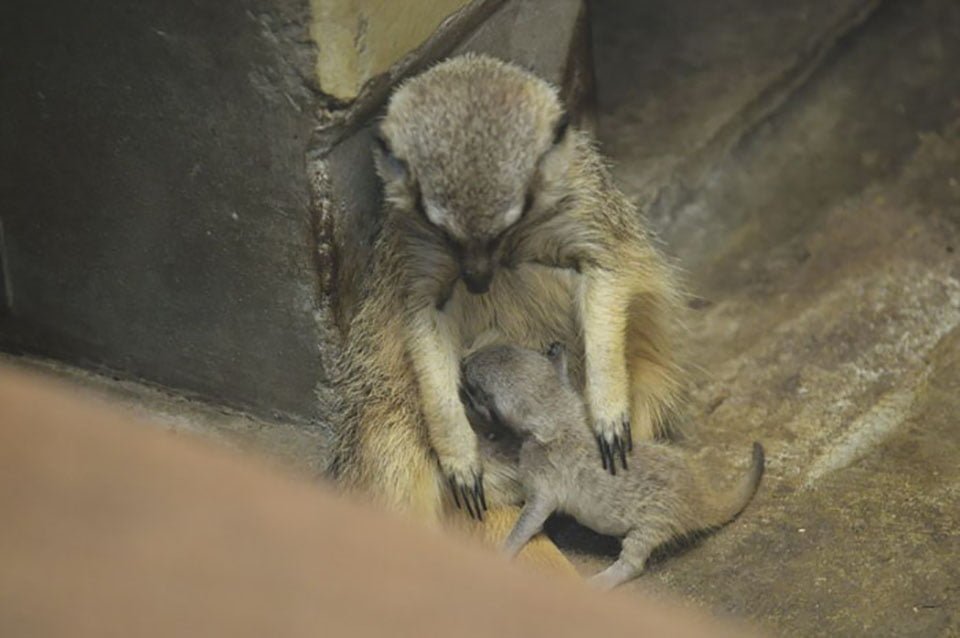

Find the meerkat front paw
[[440, 453, 487, 521], [592, 412, 631, 475]]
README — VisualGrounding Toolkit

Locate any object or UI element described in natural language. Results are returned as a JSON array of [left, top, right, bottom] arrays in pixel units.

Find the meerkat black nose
[[462, 269, 493, 294]]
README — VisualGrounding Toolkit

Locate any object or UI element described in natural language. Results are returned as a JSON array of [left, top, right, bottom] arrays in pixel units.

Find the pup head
[[460, 343, 574, 442]]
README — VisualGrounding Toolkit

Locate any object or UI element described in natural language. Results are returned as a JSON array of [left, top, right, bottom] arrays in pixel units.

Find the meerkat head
[[460, 342, 578, 442], [374, 54, 574, 295]]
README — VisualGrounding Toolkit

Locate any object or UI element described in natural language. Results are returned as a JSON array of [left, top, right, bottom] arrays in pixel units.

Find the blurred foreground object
[[0, 364, 758, 637]]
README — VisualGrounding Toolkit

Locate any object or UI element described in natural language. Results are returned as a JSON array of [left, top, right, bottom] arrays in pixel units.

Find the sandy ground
[[582, 0, 960, 635]]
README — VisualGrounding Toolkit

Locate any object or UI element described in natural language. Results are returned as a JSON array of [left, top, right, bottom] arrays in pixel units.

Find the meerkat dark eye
[[552, 112, 570, 145], [372, 127, 390, 154], [488, 403, 508, 430], [413, 187, 427, 218], [411, 187, 461, 252], [372, 125, 408, 182], [485, 235, 501, 252], [430, 220, 461, 255], [522, 190, 535, 215]]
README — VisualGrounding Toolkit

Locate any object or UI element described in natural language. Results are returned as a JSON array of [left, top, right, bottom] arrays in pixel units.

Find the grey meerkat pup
[[460, 342, 764, 590], [331, 53, 685, 536]]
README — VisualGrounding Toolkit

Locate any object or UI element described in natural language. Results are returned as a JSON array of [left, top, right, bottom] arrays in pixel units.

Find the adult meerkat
[[461, 343, 764, 589], [332, 54, 684, 526]]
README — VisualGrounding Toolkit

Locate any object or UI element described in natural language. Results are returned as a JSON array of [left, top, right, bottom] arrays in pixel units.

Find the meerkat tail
[[702, 442, 765, 529]]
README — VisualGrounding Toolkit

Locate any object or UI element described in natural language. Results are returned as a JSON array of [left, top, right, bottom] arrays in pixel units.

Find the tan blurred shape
[[0, 364, 759, 637]]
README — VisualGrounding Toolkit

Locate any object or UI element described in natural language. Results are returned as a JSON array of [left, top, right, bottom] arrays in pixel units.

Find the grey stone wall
[[0, 0, 324, 422], [0, 0, 589, 423]]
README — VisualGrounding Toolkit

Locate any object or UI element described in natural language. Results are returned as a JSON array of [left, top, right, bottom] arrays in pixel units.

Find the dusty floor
[[4, 0, 958, 635], [586, 0, 960, 635]]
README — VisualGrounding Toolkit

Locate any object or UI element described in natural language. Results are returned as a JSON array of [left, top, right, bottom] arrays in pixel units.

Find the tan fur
[[331, 54, 685, 562], [444, 506, 580, 577]]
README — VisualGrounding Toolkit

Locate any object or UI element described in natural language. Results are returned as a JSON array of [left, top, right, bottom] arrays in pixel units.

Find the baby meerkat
[[460, 343, 764, 590]]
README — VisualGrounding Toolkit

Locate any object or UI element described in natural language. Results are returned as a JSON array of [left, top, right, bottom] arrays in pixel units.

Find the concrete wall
[[0, 0, 324, 422], [311, 0, 473, 100], [0, 0, 590, 423]]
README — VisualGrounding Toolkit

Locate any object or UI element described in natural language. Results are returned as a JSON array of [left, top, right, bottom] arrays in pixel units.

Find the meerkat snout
[[460, 241, 496, 293]]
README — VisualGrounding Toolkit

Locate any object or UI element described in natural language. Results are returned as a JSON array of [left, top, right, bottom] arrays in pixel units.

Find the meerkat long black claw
[[599, 436, 616, 476], [617, 437, 628, 470], [460, 483, 476, 520], [459, 483, 471, 518], [449, 476, 462, 509], [474, 474, 487, 513], [470, 475, 483, 520], [596, 435, 609, 471], [473, 491, 484, 521], [467, 492, 477, 520], [609, 438, 618, 475], [622, 420, 633, 452]]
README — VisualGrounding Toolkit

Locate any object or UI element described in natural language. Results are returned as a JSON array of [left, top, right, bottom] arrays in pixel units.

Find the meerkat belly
[[560, 489, 632, 538], [553, 451, 633, 537], [449, 265, 584, 376]]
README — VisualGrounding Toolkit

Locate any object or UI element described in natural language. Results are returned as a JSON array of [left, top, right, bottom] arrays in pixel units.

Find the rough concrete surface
[[572, 0, 960, 635], [0, 0, 326, 423], [310, 0, 473, 100], [0, 352, 329, 478]]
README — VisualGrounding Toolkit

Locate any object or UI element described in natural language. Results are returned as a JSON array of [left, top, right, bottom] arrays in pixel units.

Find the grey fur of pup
[[460, 343, 764, 589]]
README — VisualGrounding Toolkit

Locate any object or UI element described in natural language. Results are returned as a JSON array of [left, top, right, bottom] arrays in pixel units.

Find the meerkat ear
[[546, 341, 570, 384], [552, 112, 570, 145], [371, 124, 408, 183], [539, 112, 574, 184]]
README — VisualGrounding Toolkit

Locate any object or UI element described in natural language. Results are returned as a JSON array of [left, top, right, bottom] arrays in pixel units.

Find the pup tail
[[702, 442, 765, 528]]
